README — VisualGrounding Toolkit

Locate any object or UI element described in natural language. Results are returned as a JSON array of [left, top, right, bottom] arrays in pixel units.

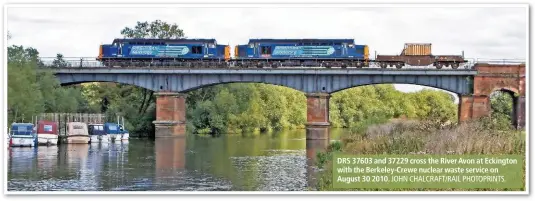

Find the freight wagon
[[375, 43, 467, 69], [97, 38, 231, 67], [234, 39, 370, 68]]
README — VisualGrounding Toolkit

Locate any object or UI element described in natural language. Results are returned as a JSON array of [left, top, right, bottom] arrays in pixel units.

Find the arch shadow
[[179, 81, 306, 94], [59, 81, 157, 92], [490, 88, 521, 128]]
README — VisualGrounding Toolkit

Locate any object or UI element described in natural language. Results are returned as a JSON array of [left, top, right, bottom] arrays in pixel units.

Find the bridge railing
[[472, 58, 526, 65], [36, 57, 524, 69], [39, 57, 107, 68]]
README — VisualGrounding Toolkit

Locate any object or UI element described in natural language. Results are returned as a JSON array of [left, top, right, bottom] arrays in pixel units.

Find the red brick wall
[[474, 63, 525, 96], [460, 63, 525, 123], [154, 92, 187, 137], [306, 93, 330, 124]]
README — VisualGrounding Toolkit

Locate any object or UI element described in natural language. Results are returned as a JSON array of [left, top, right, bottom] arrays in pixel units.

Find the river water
[[7, 129, 344, 191]]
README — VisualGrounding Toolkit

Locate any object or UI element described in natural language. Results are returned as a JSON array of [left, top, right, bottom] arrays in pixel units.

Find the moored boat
[[9, 123, 37, 147], [88, 124, 108, 143], [36, 120, 59, 145], [119, 124, 129, 140], [104, 123, 122, 142], [65, 122, 90, 144]]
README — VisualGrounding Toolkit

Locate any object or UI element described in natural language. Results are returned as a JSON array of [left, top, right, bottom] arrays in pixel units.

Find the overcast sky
[[6, 6, 527, 99]]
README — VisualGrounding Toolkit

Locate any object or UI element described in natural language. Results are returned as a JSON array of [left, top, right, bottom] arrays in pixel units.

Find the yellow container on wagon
[[402, 43, 432, 56]]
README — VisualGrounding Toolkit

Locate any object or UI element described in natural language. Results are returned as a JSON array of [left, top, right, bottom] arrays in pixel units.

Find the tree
[[120, 20, 185, 39], [490, 91, 514, 129], [52, 53, 70, 67]]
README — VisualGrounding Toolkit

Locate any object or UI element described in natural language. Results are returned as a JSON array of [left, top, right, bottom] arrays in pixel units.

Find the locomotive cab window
[[192, 46, 203, 54], [261, 46, 272, 54]]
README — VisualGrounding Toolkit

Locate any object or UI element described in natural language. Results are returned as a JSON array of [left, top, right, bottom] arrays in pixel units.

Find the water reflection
[[8, 129, 335, 191]]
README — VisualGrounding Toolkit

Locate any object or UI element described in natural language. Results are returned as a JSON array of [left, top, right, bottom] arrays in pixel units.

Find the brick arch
[[490, 87, 519, 97], [459, 63, 525, 129]]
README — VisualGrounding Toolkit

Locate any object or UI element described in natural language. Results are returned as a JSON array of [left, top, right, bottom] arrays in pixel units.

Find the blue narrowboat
[[9, 123, 37, 147], [104, 123, 122, 142]]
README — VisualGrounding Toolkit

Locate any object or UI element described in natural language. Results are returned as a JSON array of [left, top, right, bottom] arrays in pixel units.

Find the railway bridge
[[50, 63, 526, 139]]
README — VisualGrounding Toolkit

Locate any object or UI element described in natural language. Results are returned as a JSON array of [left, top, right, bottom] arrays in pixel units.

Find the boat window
[[44, 125, 53, 132], [17, 126, 27, 132], [109, 125, 117, 130]]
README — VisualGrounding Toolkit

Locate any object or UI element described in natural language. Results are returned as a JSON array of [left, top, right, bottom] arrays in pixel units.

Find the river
[[7, 129, 344, 191]]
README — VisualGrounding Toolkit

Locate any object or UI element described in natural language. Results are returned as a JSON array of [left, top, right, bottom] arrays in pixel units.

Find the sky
[[6, 6, 528, 101]]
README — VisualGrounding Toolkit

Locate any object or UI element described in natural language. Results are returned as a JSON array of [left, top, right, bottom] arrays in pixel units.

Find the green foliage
[[329, 85, 457, 128], [51, 53, 70, 67], [187, 83, 306, 134], [490, 91, 514, 130], [120, 20, 185, 39], [7, 45, 93, 124]]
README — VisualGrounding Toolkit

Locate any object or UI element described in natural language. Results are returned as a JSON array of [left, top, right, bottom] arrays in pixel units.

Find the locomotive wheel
[[324, 63, 332, 68], [341, 63, 348, 69], [396, 63, 404, 69], [452, 62, 459, 69], [256, 62, 264, 68]]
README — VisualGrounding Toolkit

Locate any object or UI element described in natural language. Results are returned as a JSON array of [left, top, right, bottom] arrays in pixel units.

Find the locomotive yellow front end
[[225, 45, 231, 61]]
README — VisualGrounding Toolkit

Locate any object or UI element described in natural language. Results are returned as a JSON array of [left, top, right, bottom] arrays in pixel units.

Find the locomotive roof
[[248, 39, 355, 44], [112, 38, 217, 44]]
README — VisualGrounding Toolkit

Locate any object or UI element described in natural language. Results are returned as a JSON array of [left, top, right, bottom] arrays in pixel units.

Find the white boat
[[10, 123, 37, 147], [99, 134, 110, 142], [119, 124, 129, 140], [104, 123, 122, 142], [36, 120, 59, 145], [88, 124, 106, 143], [121, 132, 129, 140], [65, 122, 90, 144], [89, 135, 99, 143], [111, 134, 122, 142]]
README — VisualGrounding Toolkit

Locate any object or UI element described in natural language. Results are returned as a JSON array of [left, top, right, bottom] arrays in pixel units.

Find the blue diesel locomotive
[[234, 39, 369, 68], [97, 38, 231, 67]]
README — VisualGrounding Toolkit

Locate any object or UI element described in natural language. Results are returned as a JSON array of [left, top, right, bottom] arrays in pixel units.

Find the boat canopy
[[37, 120, 58, 135], [88, 124, 105, 136], [11, 123, 34, 135], [67, 122, 89, 136], [104, 123, 121, 135]]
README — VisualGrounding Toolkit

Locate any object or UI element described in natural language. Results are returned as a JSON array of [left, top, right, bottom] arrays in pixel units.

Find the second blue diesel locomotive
[[235, 39, 369, 68], [97, 38, 231, 67]]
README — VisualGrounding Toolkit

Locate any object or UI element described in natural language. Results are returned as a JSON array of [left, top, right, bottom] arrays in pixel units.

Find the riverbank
[[315, 118, 526, 191]]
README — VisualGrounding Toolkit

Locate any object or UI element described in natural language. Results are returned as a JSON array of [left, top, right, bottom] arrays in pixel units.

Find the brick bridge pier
[[153, 63, 525, 138]]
